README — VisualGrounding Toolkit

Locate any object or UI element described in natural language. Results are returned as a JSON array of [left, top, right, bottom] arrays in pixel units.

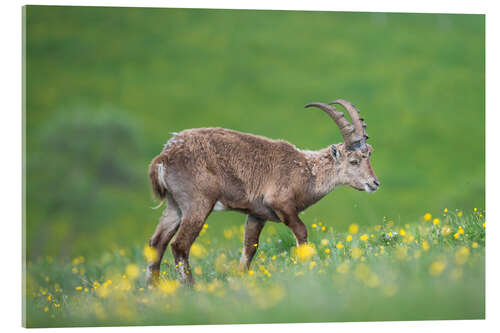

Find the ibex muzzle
[[147, 98, 379, 286]]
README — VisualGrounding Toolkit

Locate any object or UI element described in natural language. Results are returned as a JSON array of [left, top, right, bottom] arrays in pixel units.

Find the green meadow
[[26, 211, 485, 327], [23, 6, 485, 326]]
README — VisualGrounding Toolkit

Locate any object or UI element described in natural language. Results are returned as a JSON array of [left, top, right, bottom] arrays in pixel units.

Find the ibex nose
[[374, 179, 380, 187]]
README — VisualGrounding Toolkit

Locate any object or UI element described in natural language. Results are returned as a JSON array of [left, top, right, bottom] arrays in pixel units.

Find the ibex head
[[305, 99, 380, 193]]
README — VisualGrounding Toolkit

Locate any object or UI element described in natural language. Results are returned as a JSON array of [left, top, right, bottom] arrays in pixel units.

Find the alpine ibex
[[146, 99, 379, 286]]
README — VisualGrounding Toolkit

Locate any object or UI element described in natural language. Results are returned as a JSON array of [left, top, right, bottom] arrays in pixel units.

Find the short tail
[[149, 155, 169, 209]]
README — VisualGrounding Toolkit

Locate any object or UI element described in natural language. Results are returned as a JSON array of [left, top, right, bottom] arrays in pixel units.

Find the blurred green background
[[24, 6, 484, 260]]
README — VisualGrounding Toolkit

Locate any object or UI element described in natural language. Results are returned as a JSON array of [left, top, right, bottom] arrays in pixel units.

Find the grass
[[24, 209, 485, 327]]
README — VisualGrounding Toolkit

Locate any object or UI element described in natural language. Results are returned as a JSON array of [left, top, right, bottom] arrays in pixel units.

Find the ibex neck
[[301, 147, 340, 203]]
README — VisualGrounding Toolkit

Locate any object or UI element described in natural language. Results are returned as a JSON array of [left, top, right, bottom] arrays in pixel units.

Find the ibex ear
[[330, 144, 340, 162]]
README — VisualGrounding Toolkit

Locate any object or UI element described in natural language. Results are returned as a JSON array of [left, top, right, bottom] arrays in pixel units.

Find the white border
[[1, 1, 497, 332]]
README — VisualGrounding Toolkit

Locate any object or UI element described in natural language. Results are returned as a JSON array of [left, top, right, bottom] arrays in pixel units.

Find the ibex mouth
[[364, 183, 379, 193]]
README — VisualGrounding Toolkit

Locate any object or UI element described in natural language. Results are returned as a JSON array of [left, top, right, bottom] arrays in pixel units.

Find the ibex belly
[[211, 198, 281, 222], [212, 201, 227, 212]]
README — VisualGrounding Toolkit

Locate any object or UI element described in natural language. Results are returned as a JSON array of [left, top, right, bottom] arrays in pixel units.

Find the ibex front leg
[[275, 205, 308, 246], [239, 215, 266, 271]]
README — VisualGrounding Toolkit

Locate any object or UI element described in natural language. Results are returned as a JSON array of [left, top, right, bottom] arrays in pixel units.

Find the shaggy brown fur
[[146, 101, 379, 286]]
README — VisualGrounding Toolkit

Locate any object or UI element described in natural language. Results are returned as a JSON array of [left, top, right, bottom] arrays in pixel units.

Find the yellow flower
[[458, 226, 464, 235], [312, 223, 317, 229], [320, 239, 329, 246], [248, 270, 254, 276], [472, 242, 478, 248], [120, 279, 132, 291], [253, 243, 258, 247], [47, 295, 52, 301], [453, 233, 460, 239], [44, 306, 49, 312], [203, 224, 208, 229], [321, 226, 326, 231], [441, 225, 452, 236], [309, 261, 317, 270], [324, 248, 331, 254], [223, 229, 233, 239], [354, 263, 371, 280], [96, 283, 111, 298], [360, 234, 369, 241], [433, 218, 440, 225], [422, 240, 430, 251], [191, 243, 206, 258], [424, 213, 432, 221], [125, 264, 140, 280], [351, 247, 363, 259], [399, 229, 406, 236], [429, 260, 446, 276], [272, 255, 277, 260], [457, 211, 463, 217], [395, 246, 407, 260], [474, 208, 477, 212], [336, 262, 349, 274], [75, 286, 83, 291], [336, 243, 344, 249], [214, 253, 226, 273], [455, 247, 470, 265], [483, 222, 486, 228], [143, 246, 158, 262], [382, 283, 398, 297], [348, 224, 359, 234], [158, 279, 180, 296], [444, 208, 448, 213], [346, 234, 353, 242], [296, 243, 316, 261], [365, 273, 380, 288]]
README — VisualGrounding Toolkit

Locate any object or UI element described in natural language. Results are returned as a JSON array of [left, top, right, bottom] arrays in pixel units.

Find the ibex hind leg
[[171, 198, 215, 286], [146, 194, 181, 286]]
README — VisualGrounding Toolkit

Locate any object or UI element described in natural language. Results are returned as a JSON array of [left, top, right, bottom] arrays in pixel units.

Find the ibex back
[[146, 99, 379, 286]]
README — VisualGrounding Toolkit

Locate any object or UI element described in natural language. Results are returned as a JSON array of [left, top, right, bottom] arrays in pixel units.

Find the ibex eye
[[350, 160, 359, 166]]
